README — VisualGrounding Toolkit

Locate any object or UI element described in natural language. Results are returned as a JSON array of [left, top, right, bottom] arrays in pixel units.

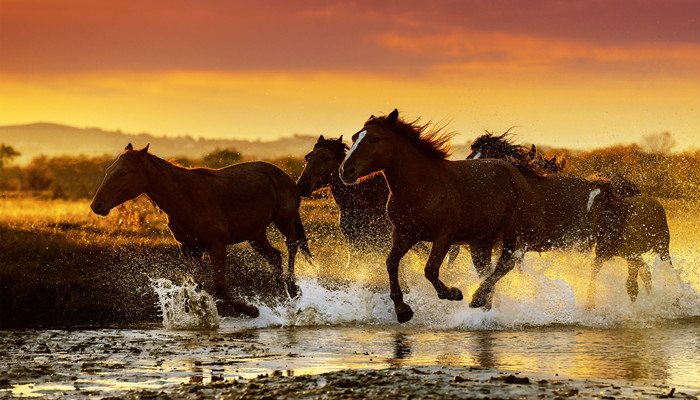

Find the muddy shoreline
[[112, 365, 698, 400]]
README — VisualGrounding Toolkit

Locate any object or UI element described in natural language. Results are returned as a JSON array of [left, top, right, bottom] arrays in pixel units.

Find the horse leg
[[273, 214, 303, 298], [209, 244, 260, 318], [625, 257, 645, 302], [425, 239, 463, 301], [386, 232, 419, 323], [248, 233, 292, 296], [284, 236, 300, 298], [585, 257, 605, 310], [469, 237, 517, 310], [470, 242, 494, 278], [180, 244, 207, 289]]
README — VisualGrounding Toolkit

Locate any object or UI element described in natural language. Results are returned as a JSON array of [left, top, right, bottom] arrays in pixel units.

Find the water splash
[[219, 249, 699, 331], [150, 278, 219, 330]]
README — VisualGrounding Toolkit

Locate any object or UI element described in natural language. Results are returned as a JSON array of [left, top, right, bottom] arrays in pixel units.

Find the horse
[[339, 109, 534, 322], [467, 132, 610, 275], [90, 144, 312, 318], [467, 132, 672, 306], [586, 175, 672, 307], [297, 135, 460, 264]]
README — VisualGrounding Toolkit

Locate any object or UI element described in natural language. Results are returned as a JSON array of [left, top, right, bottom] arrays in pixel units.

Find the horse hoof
[[396, 305, 414, 323], [287, 282, 301, 299], [469, 292, 487, 309], [451, 287, 463, 301], [243, 305, 260, 318]]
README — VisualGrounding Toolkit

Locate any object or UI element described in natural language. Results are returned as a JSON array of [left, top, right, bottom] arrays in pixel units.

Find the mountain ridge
[[0, 123, 321, 165]]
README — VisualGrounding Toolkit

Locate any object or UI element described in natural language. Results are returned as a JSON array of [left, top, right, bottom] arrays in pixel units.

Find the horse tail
[[295, 212, 313, 260]]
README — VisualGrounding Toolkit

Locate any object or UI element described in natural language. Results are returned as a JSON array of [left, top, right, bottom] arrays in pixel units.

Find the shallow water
[[2, 245, 700, 398]]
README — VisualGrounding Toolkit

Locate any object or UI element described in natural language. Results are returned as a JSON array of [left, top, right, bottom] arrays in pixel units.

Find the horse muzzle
[[297, 180, 315, 197], [90, 201, 110, 216], [339, 164, 359, 184]]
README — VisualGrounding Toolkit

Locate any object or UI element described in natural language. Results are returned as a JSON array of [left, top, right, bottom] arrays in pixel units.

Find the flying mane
[[369, 114, 454, 159], [471, 131, 566, 174]]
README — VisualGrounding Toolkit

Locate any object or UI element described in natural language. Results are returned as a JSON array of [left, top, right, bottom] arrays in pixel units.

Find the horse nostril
[[91, 201, 105, 214], [345, 165, 356, 177]]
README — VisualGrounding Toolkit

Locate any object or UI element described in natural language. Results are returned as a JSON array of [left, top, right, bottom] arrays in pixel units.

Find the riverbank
[[114, 365, 698, 400]]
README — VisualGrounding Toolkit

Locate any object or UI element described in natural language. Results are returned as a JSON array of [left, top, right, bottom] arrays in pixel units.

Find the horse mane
[[470, 131, 566, 174], [314, 136, 350, 162], [371, 113, 454, 159]]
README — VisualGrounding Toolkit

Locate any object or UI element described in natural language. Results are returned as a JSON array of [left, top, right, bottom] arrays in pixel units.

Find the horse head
[[467, 131, 519, 160], [297, 135, 348, 196], [340, 109, 399, 184], [90, 143, 150, 216]]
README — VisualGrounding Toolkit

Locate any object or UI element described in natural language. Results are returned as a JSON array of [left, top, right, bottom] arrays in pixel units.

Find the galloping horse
[[298, 135, 394, 255], [297, 135, 460, 264], [467, 133, 609, 276], [339, 109, 534, 322], [587, 175, 672, 307], [90, 144, 311, 318], [467, 133, 672, 306]]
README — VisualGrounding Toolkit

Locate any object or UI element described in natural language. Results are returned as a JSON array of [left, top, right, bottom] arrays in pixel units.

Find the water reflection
[[1, 322, 698, 399], [474, 331, 496, 369], [386, 333, 411, 367]]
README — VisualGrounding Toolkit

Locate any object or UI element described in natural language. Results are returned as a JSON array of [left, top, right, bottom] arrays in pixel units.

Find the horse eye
[[119, 171, 127, 177]]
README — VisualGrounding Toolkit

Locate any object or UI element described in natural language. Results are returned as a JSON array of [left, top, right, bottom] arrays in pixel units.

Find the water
[[2, 249, 699, 398]]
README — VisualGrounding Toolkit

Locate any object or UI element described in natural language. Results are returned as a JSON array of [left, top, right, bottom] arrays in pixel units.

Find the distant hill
[[0, 122, 474, 165], [0, 123, 322, 165]]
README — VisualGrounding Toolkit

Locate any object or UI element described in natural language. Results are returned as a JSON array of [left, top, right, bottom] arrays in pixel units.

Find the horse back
[[182, 161, 300, 244], [401, 159, 533, 242]]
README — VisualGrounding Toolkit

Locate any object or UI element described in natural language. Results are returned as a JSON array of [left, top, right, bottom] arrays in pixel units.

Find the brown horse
[[339, 109, 534, 322], [467, 133, 672, 306], [90, 144, 311, 318], [297, 135, 460, 264], [467, 132, 609, 276], [587, 175, 672, 307]]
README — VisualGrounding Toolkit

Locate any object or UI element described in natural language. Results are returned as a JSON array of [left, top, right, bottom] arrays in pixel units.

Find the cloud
[[375, 28, 700, 77]]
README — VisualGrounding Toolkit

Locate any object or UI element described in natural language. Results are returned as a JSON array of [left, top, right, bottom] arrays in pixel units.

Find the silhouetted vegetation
[[0, 147, 309, 200], [1, 141, 699, 200]]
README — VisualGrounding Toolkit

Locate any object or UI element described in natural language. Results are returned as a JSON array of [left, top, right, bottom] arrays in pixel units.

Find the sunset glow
[[1, 0, 698, 150]]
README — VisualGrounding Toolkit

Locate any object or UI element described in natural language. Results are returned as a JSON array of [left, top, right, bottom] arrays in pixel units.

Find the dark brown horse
[[587, 175, 672, 307], [467, 133, 672, 306], [297, 135, 460, 264], [467, 132, 609, 276], [298, 135, 394, 255], [339, 109, 534, 322], [90, 144, 311, 318]]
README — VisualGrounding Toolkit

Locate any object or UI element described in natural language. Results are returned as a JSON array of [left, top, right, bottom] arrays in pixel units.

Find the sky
[[1, 0, 699, 151]]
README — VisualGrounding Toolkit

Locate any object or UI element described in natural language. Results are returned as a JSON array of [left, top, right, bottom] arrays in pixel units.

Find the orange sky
[[1, 0, 699, 151]]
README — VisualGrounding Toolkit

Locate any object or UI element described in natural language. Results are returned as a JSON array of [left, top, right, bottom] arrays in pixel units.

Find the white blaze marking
[[340, 130, 367, 174], [472, 151, 482, 159], [587, 188, 601, 212]]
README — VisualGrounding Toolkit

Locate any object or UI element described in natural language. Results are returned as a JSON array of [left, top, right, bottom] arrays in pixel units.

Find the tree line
[[0, 143, 698, 201]]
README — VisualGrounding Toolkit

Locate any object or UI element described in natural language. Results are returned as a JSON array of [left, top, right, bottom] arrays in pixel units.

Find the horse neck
[[141, 155, 192, 216], [383, 136, 441, 199], [330, 173, 386, 213]]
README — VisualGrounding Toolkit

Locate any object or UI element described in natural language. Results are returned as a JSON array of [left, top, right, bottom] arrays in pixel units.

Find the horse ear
[[125, 143, 134, 151], [528, 144, 537, 158], [337, 135, 343, 142], [387, 109, 399, 123], [136, 144, 149, 158], [317, 135, 325, 142]]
